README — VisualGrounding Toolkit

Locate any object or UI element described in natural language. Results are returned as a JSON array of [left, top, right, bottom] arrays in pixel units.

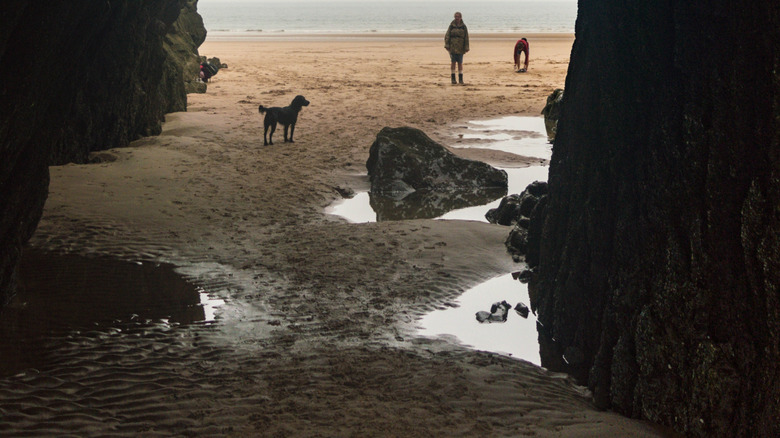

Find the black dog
[[258, 95, 310, 146]]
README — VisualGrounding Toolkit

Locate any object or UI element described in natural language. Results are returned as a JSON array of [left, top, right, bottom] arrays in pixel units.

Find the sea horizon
[[198, 0, 578, 40]]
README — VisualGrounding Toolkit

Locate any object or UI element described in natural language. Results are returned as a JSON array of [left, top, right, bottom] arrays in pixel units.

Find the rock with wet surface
[[541, 88, 563, 142], [503, 181, 548, 258], [475, 300, 513, 323], [366, 127, 508, 194], [511, 269, 533, 284], [514, 302, 530, 318], [488, 181, 548, 226], [475, 311, 491, 323], [485, 194, 523, 225]]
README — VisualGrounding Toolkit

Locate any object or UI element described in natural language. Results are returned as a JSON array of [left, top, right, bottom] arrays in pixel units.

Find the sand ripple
[[2, 36, 668, 437]]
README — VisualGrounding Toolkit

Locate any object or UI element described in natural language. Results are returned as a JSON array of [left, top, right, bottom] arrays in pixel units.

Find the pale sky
[[201, 0, 576, 2]]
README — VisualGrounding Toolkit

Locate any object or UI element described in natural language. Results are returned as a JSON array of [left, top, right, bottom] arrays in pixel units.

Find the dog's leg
[[268, 123, 276, 145], [289, 123, 295, 143], [263, 125, 269, 146], [284, 124, 290, 143]]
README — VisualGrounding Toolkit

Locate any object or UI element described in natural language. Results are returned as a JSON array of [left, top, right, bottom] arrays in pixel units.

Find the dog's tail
[[258, 105, 266, 114]]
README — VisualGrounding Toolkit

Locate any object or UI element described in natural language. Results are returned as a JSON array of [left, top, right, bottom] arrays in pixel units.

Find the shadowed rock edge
[[0, 0, 205, 310], [527, 2, 780, 436]]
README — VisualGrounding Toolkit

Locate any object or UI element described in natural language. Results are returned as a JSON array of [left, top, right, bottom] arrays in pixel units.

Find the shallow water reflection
[[0, 249, 223, 377], [329, 166, 547, 223], [455, 116, 552, 160], [369, 186, 508, 221], [437, 166, 548, 221], [419, 274, 540, 365]]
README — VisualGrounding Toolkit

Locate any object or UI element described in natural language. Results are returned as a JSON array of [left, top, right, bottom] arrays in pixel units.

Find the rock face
[[1, 1, 204, 310], [486, 182, 547, 262], [527, 2, 780, 437], [366, 127, 508, 194], [486, 181, 547, 226], [540, 88, 563, 142], [164, 0, 208, 102]]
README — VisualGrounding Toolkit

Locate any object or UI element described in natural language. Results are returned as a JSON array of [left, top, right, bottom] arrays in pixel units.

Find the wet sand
[[0, 34, 672, 436]]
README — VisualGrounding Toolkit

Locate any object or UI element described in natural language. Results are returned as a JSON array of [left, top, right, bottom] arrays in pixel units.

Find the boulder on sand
[[366, 127, 508, 195]]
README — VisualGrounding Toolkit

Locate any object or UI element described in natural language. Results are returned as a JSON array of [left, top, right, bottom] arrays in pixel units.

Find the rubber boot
[[451, 73, 457, 84], [458, 73, 464, 85]]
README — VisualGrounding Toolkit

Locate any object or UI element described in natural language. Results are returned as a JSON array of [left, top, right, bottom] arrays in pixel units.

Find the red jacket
[[514, 39, 529, 65]]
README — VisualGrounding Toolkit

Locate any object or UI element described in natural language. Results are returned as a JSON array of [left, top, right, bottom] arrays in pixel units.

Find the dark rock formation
[[486, 181, 547, 226], [485, 194, 523, 226], [334, 186, 356, 199], [506, 226, 528, 260], [524, 194, 547, 269], [476, 301, 512, 323], [511, 270, 532, 284], [475, 311, 491, 323], [527, 1, 780, 436], [540, 88, 563, 142], [514, 302, 529, 319], [366, 127, 508, 194], [164, 0, 208, 100], [490, 182, 548, 261], [202, 56, 224, 71], [1, 0, 204, 310]]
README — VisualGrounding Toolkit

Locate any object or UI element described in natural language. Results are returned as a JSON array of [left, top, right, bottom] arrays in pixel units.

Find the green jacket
[[444, 21, 469, 55]]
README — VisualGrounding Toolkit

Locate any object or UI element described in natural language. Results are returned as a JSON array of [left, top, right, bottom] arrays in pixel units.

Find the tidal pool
[[418, 273, 541, 365], [0, 249, 224, 377], [327, 116, 551, 223], [454, 116, 552, 160], [331, 117, 548, 360], [437, 166, 548, 221]]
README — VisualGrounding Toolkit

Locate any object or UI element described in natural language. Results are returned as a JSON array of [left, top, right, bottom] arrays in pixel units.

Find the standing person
[[514, 37, 529, 72], [444, 11, 470, 85]]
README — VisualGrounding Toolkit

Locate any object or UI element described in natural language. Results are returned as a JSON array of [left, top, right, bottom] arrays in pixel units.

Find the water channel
[[328, 116, 551, 363]]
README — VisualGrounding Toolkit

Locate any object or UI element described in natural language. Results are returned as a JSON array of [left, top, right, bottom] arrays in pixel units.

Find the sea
[[198, 0, 577, 39]]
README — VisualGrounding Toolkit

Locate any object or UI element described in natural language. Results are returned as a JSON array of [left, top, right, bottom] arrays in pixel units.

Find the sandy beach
[[1, 34, 673, 436]]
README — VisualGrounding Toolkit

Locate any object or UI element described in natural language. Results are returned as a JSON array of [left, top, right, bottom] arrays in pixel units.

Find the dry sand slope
[[0, 36, 673, 436]]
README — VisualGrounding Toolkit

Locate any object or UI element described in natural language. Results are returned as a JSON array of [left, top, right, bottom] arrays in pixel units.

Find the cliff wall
[[528, 2, 779, 436], [0, 0, 203, 310], [164, 0, 208, 110]]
